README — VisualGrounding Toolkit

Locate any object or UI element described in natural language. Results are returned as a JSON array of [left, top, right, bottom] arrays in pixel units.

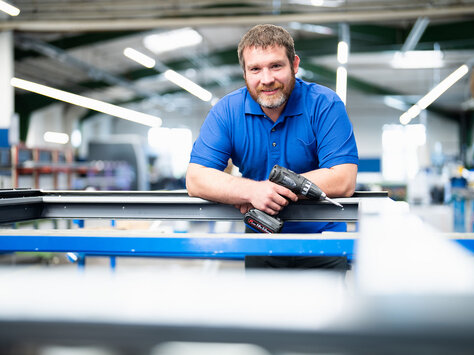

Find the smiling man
[[186, 24, 359, 270]]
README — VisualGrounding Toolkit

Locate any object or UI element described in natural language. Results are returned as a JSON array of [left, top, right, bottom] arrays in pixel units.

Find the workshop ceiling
[[3, 0, 474, 126]]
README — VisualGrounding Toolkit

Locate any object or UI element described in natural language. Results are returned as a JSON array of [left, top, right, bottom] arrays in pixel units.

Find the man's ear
[[293, 55, 300, 74]]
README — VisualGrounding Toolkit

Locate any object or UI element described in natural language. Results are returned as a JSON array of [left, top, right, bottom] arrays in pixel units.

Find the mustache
[[257, 83, 283, 92]]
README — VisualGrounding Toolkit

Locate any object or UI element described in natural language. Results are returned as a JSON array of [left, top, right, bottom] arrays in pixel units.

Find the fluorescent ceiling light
[[289, 0, 344, 7], [399, 64, 469, 125], [391, 51, 444, 69], [336, 66, 347, 105], [288, 22, 334, 35], [11, 78, 162, 127], [164, 70, 212, 102], [399, 106, 422, 125], [337, 41, 348, 64], [417, 64, 469, 109], [144, 28, 203, 55], [123, 48, 213, 102], [123, 48, 156, 68], [0, 0, 20, 16], [44, 131, 69, 145]]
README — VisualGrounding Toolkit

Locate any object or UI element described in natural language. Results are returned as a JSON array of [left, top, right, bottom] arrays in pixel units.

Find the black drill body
[[268, 165, 327, 200], [244, 165, 342, 233]]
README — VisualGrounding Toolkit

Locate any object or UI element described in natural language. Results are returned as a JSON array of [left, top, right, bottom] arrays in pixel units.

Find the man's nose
[[260, 68, 274, 85]]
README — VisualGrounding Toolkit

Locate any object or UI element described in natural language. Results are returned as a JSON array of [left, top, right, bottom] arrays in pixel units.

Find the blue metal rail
[[0, 232, 355, 260], [1, 231, 473, 260]]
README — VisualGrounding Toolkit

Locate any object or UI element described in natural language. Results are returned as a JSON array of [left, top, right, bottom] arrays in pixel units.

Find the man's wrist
[[229, 176, 256, 204]]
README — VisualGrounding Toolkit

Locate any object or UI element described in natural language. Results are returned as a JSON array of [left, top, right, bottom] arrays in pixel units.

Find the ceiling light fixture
[[123, 48, 156, 68], [399, 64, 469, 125], [288, 22, 334, 35], [337, 41, 348, 65], [336, 66, 347, 105], [0, 0, 20, 16], [143, 28, 203, 55], [289, 0, 344, 7], [391, 50, 444, 69], [164, 70, 213, 102], [123, 48, 213, 102], [336, 24, 349, 106], [11, 78, 162, 127], [44, 131, 69, 145]]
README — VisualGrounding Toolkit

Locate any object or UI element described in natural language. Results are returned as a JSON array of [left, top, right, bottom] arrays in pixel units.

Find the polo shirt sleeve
[[189, 107, 232, 171], [315, 98, 359, 169]]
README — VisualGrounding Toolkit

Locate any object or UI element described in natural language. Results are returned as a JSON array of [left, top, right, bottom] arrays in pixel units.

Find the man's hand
[[246, 180, 298, 215], [186, 163, 298, 215], [234, 203, 253, 214]]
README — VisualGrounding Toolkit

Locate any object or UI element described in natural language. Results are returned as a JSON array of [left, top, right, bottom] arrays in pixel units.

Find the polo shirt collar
[[245, 90, 265, 115], [244, 78, 304, 118]]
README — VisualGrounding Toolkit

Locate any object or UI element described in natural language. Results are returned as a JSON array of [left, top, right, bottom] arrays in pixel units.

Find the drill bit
[[324, 196, 343, 208]]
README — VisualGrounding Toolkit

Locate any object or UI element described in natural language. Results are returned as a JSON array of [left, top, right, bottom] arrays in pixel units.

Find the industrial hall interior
[[0, 0, 474, 354]]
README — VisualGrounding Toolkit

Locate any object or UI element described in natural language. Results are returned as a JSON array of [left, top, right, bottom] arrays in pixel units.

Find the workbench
[[1, 189, 473, 261], [0, 188, 375, 265]]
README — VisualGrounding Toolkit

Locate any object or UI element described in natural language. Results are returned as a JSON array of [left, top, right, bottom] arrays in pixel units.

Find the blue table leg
[[110, 256, 116, 272]]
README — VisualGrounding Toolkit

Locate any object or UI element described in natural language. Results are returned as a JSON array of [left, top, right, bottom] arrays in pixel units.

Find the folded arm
[[186, 163, 298, 215]]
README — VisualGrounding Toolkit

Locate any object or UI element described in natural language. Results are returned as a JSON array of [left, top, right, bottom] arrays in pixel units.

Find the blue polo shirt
[[190, 78, 358, 233]]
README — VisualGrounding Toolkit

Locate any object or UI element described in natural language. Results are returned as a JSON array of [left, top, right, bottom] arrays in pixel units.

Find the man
[[186, 24, 358, 269]]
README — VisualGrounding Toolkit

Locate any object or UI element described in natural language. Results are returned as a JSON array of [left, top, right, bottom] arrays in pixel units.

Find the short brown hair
[[237, 24, 295, 70]]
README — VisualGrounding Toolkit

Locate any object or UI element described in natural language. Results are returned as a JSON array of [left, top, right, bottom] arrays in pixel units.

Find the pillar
[[0, 31, 13, 147]]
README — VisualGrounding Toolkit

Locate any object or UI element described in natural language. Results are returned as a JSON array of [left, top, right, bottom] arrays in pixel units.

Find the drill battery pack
[[244, 208, 283, 233]]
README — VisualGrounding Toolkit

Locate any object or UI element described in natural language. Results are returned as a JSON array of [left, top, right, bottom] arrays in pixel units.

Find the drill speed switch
[[269, 165, 343, 208], [244, 208, 283, 234]]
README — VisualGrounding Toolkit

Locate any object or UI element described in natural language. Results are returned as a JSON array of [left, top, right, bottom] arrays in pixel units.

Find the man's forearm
[[301, 163, 357, 198], [186, 163, 254, 205]]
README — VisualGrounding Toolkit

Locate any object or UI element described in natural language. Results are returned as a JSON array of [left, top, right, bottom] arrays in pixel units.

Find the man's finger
[[241, 205, 250, 214], [273, 194, 289, 207], [275, 185, 298, 202], [262, 201, 283, 215]]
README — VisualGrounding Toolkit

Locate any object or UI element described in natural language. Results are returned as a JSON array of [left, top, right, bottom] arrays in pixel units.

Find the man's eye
[[272, 64, 282, 69], [250, 67, 259, 72]]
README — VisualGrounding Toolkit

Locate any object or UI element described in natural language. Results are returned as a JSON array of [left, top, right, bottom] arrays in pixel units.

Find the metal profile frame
[[0, 189, 388, 224], [0, 190, 393, 260]]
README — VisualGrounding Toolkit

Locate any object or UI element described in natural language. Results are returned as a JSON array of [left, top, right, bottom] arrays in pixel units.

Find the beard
[[246, 73, 296, 110]]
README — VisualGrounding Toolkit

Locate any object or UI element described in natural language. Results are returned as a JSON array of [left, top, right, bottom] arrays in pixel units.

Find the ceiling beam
[[401, 16, 430, 52], [15, 31, 142, 61], [2, 5, 474, 31], [13, 20, 472, 123]]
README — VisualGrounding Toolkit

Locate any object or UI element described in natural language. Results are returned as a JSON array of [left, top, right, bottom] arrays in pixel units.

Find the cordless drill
[[244, 165, 343, 233]]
